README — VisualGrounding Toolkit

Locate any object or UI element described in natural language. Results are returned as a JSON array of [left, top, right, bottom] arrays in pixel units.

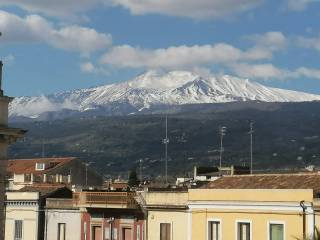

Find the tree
[[128, 169, 139, 187]]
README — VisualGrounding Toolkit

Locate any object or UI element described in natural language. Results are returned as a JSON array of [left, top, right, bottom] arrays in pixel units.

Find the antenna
[[219, 126, 227, 168], [248, 121, 254, 175], [162, 115, 169, 184], [139, 159, 142, 182]]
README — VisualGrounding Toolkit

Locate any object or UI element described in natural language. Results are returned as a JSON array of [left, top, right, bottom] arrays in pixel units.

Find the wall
[[5, 192, 39, 240], [0, 97, 9, 126], [46, 209, 81, 240], [144, 191, 188, 206], [189, 189, 314, 240], [191, 209, 306, 240], [147, 210, 188, 240]]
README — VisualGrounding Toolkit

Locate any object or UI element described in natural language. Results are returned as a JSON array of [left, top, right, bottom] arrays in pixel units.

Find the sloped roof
[[17, 184, 70, 197], [203, 173, 320, 193], [7, 157, 76, 174]]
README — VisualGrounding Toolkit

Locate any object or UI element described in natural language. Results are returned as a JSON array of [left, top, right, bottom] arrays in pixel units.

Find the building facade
[[45, 198, 81, 240], [5, 185, 72, 240], [0, 61, 26, 238], [140, 189, 189, 240], [74, 191, 145, 240], [6, 157, 103, 190], [189, 174, 320, 240]]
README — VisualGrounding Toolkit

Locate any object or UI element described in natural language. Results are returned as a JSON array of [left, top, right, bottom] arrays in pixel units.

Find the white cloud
[[110, 0, 262, 19], [294, 67, 320, 79], [296, 35, 320, 51], [230, 63, 320, 80], [230, 63, 289, 79], [0, 0, 100, 19], [0, 10, 112, 54], [3, 54, 15, 65], [0, 0, 262, 20], [246, 31, 287, 51], [286, 0, 319, 11], [100, 43, 273, 69], [80, 62, 109, 75]]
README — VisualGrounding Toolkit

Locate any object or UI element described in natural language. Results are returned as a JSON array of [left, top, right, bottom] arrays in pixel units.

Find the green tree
[[128, 169, 139, 187]]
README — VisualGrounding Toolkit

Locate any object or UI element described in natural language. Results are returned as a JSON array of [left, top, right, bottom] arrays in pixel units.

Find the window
[[237, 222, 251, 240], [14, 220, 23, 240], [160, 223, 171, 240], [84, 222, 87, 240], [269, 223, 284, 240], [137, 225, 140, 240], [208, 221, 220, 240], [35, 162, 45, 170], [58, 223, 66, 240]]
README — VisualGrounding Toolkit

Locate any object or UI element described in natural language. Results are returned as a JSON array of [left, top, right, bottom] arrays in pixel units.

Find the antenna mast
[[162, 115, 169, 184], [249, 121, 254, 174], [219, 126, 227, 168], [139, 159, 142, 182]]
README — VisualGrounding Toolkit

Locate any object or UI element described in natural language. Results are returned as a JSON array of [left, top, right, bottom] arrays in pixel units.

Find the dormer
[[35, 162, 45, 171]]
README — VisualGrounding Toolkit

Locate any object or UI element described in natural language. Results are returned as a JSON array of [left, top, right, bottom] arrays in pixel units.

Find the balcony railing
[[73, 191, 137, 209], [46, 198, 75, 209]]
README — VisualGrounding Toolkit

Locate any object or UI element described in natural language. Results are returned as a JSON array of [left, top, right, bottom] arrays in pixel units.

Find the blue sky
[[1, 0, 320, 96]]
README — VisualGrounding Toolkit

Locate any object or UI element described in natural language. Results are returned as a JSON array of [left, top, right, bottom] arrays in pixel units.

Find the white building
[[45, 198, 81, 240], [5, 185, 72, 240]]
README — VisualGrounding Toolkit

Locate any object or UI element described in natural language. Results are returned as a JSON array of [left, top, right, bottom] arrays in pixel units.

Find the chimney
[[0, 61, 3, 96]]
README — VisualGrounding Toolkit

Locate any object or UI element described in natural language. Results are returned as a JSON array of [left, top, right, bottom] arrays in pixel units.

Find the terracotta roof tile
[[7, 157, 76, 174], [203, 173, 320, 194]]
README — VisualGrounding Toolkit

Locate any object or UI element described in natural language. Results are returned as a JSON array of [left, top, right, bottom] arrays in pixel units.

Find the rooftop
[[203, 173, 320, 194], [7, 157, 76, 174]]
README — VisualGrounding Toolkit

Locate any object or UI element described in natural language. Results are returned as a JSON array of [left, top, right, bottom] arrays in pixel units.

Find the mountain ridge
[[9, 71, 320, 120]]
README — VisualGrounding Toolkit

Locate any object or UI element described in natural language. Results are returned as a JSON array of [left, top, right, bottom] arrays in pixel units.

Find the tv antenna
[[219, 126, 227, 168], [248, 121, 254, 174], [162, 115, 170, 184]]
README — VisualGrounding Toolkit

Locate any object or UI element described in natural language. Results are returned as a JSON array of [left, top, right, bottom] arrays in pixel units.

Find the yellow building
[[189, 174, 320, 240], [140, 189, 189, 240]]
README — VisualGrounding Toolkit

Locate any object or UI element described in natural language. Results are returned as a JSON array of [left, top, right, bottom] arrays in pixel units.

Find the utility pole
[[249, 121, 254, 175], [219, 126, 227, 168], [162, 115, 169, 184]]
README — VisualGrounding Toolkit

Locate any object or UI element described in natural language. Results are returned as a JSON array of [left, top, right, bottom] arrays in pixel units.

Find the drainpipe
[[300, 200, 307, 240]]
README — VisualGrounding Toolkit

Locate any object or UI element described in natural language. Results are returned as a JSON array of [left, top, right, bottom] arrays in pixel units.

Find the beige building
[[5, 185, 72, 240], [189, 174, 320, 240], [140, 189, 189, 240], [6, 157, 103, 190], [45, 197, 81, 240], [0, 61, 26, 238]]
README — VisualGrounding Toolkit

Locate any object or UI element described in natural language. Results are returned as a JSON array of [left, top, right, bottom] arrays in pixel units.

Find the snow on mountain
[[9, 71, 320, 119]]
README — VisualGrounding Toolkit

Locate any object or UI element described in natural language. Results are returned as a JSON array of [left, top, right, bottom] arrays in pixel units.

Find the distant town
[[1, 61, 320, 240]]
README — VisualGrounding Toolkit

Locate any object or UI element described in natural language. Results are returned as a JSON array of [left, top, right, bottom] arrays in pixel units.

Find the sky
[[1, 0, 320, 96]]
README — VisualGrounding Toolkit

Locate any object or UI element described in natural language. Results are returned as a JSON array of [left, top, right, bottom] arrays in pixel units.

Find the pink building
[[74, 191, 145, 240]]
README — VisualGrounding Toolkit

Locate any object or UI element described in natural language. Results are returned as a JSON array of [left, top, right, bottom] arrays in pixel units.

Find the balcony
[[46, 198, 75, 209], [73, 191, 138, 209]]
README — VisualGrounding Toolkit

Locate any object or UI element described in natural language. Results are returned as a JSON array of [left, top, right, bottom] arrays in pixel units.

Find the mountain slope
[[9, 71, 320, 120]]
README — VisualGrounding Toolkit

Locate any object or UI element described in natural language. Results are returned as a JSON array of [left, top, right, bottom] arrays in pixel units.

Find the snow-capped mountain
[[9, 71, 320, 120]]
